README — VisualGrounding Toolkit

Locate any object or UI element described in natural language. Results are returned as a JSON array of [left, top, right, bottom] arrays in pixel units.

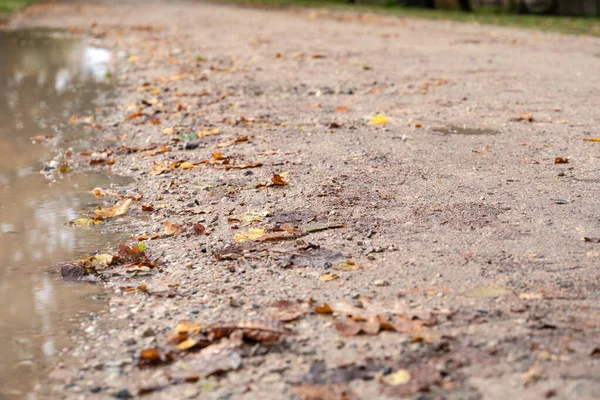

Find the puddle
[[0, 30, 119, 397], [432, 125, 500, 136]]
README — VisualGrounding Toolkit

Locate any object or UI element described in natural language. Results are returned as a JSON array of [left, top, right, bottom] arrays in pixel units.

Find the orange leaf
[[271, 174, 289, 186]]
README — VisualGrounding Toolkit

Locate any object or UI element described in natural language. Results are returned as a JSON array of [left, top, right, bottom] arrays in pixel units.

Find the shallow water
[[0, 30, 118, 397]]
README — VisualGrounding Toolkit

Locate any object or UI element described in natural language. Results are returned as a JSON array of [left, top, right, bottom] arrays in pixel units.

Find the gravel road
[[10, 1, 600, 398]]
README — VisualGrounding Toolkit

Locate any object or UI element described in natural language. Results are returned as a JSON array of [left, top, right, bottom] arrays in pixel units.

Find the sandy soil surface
[[9, 0, 600, 398]]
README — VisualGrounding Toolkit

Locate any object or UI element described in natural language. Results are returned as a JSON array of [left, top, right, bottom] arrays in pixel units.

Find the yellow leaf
[[174, 321, 204, 334], [369, 114, 388, 125], [233, 227, 266, 243], [319, 273, 339, 282], [463, 285, 505, 298], [162, 127, 174, 135], [583, 137, 600, 142], [92, 198, 133, 219], [58, 164, 72, 173], [128, 55, 138, 63], [69, 218, 102, 227], [175, 338, 198, 351], [380, 369, 411, 386], [180, 162, 195, 170], [197, 128, 220, 138], [81, 254, 114, 271]]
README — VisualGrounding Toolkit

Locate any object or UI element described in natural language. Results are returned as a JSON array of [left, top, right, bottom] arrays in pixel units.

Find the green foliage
[[137, 242, 147, 251], [218, 0, 600, 37], [0, 0, 37, 18]]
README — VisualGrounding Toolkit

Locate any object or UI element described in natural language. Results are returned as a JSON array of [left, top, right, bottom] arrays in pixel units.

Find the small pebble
[[373, 279, 389, 287], [113, 389, 133, 399]]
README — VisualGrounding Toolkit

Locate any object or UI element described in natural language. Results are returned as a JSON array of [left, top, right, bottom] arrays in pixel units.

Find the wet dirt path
[[7, 1, 600, 399]]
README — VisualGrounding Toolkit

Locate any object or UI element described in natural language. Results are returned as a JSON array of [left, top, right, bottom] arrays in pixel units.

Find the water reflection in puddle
[[0, 30, 119, 397]]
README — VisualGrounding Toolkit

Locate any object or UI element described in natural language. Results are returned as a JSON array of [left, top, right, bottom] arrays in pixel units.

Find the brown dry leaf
[[271, 174, 289, 186], [151, 161, 171, 175], [203, 319, 293, 344], [118, 242, 146, 263], [191, 223, 206, 235], [92, 198, 133, 219], [140, 145, 168, 158], [554, 157, 569, 164], [334, 316, 380, 337], [266, 300, 311, 322], [212, 151, 225, 160], [164, 221, 183, 236], [133, 233, 160, 241], [170, 332, 243, 380], [224, 162, 262, 170], [126, 110, 143, 120], [315, 303, 333, 314], [292, 384, 359, 400], [138, 348, 162, 367], [311, 53, 326, 59], [319, 273, 339, 282], [141, 204, 154, 212], [511, 112, 534, 122], [216, 136, 248, 148], [335, 106, 349, 113]]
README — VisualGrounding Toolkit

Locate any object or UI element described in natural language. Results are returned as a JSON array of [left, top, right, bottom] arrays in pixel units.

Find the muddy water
[[0, 30, 119, 397]]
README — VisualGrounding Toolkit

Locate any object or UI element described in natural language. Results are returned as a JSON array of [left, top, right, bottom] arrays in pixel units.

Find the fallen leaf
[[233, 227, 266, 242], [583, 137, 600, 142], [180, 161, 195, 169], [380, 369, 411, 386], [118, 242, 146, 263], [266, 299, 311, 322], [140, 145, 168, 158], [197, 128, 220, 138], [216, 136, 248, 148], [311, 53, 326, 59], [81, 254, 115, 271], [128, 55, 138, 63], [162, 127, 174, 135], [554, 157, 569, 164], [170, 332, 243, 379], [336, 106, 349, 113], [415, 122, 422, 128], [511, 112, 534, 122], [92, 198, 133, 219], [319, 273, 339, 282], [271, 174, 289, 186], [369, 114, 388, 125], [133, 233, 160, 241], [224, 162, 262, 170], [68, 217, 102, 227], [126, 110, 143, 120], [164, 221, 183, 236], [138, 348, 161, 366], [212, 151, 225, 160], [58, 164, 71, 173], [191, 223, 206, 235], [203, 320, 293, 344], [315, 303, 333, 314]]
